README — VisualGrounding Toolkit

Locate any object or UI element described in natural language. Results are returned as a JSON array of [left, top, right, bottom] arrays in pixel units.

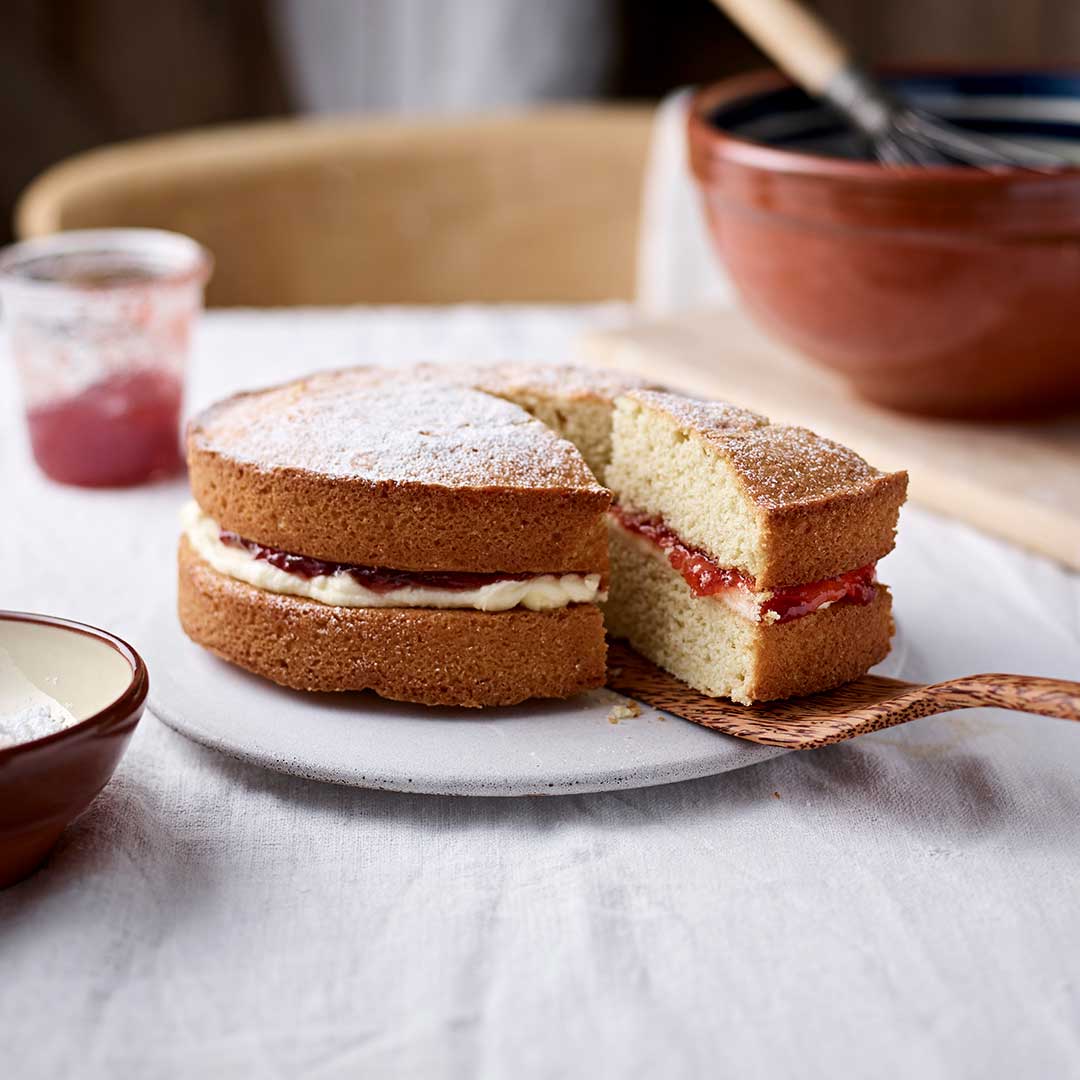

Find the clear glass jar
[[0, 229, 212, 487]]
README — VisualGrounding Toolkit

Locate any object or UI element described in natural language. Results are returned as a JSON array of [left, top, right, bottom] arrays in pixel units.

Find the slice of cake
[[604, 391, 907, 704], [178, 371, 610, 707]]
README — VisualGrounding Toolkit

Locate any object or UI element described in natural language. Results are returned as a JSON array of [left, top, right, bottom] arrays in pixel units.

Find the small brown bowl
[[0, 612, 147, 888], [689, 69, 1080, 417]]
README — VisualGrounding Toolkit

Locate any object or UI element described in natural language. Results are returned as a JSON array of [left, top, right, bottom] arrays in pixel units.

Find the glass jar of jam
[[0, 229, 212, 487]]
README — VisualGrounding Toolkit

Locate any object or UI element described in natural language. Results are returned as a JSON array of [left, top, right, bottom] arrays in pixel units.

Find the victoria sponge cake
[[603, 391, 907, 704], [178, 363, 908, 710], [178, 369, 611, 706]]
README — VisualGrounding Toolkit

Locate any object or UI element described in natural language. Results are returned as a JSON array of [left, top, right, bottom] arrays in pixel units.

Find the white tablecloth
[[2, 302, 1079, 1079]]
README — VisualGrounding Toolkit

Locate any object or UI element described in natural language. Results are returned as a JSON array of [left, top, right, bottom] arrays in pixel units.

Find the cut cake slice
[[604, 390, 908, 704]]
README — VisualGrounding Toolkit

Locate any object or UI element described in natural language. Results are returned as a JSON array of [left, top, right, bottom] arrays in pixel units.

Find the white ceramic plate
[[146, 615, 906, 797]]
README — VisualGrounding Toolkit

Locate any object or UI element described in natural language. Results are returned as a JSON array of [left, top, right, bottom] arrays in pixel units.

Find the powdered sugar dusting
[[629, 389, 767, 435], [236, 362, 657, 405], [631, 390, 885, 509], [0, 646, 78, 747], [191, 374, 603, 490], [723, 425, 882, 508], [462, 363, 659, 403]]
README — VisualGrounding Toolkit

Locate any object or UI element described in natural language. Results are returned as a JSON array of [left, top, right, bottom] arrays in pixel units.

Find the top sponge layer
[[607, 390, 907, 588], [186, 368, 610, 574]]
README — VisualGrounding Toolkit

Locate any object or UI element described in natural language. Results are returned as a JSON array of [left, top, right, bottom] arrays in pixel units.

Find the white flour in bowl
[[0, 646, 77, 748]]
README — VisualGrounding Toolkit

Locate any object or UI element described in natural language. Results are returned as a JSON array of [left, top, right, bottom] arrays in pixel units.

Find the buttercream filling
[[180, 502, 604, 612], [610, 505, 877, 624]]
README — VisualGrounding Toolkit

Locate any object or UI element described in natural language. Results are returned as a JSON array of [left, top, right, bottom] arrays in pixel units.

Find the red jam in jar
[[26, 369, 184, 487]]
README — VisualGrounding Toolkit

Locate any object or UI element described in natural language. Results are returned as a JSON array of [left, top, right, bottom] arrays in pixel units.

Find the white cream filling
[[181, 502, 604, 613], [612, 518, 779, 624], [0, 647, 78, 748]]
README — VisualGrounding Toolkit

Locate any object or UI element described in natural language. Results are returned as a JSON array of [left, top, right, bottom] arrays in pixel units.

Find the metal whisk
[[712, 0, 1065, 170]]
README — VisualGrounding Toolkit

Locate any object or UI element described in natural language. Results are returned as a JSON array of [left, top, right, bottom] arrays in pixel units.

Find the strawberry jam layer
[[611, 506, 876, 623], [219, 532, 533, 594], [761, 564, 877, 623]]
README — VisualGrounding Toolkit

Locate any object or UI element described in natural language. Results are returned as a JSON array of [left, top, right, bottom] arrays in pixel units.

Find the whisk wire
[[825, 66, 1066, 172]]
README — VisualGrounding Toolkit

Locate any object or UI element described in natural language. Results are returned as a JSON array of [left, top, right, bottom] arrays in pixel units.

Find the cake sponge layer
[[603, 523, 893, 704], [178, 538, 607, 707], [607, 391, 907, 588], [187, 372, 610, 574]]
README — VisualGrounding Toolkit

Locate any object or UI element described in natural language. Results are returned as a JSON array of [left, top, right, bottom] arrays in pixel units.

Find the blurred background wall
[[3, 0, 1078, 243]]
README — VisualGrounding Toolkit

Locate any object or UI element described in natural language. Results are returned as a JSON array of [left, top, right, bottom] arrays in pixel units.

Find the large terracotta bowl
[[0, 612, 147, 888], [689, 69, 1080, 417]]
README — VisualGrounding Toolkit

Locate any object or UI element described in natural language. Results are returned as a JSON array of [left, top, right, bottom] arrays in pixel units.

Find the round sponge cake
[[180, 367, 615, 707]]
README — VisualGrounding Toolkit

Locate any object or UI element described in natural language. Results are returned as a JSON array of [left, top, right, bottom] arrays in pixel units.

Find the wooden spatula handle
[[710, 0, 851, 94], [932, 674, 1080, 722]]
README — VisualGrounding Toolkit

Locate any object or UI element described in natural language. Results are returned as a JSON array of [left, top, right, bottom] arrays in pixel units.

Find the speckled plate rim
[[149, 691, 788, 797]]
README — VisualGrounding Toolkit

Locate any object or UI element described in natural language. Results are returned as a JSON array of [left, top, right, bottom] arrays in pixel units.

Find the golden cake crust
[[187, 370, 610, 573], [748, 587, 894, 702], [177, 538, 607, 707]]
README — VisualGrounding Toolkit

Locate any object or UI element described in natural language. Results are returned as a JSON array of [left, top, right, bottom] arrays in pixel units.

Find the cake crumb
[[608, 700, 642, 724]]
